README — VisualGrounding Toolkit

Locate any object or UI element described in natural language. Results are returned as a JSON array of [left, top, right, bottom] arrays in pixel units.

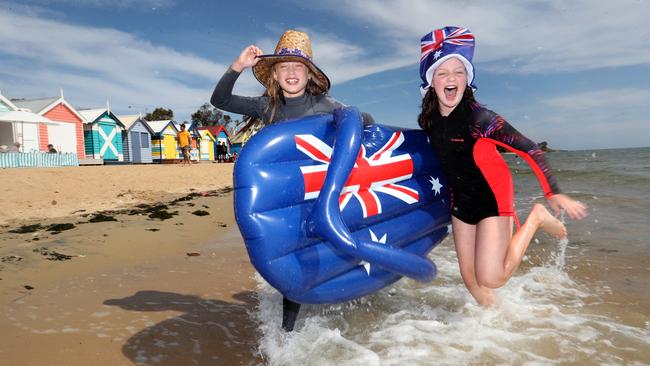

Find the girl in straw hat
[[418, 27, 587, 306], [211, 30, 373, 331], [210, 29, 373, 125]]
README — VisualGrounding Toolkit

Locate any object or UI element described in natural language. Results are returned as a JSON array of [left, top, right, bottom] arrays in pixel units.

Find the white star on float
[[360, 229, 387, 275], [429, 176, 443, 195], [434, 50, 442, 59]]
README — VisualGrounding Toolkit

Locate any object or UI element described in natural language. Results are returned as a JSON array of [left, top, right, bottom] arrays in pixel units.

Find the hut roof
[[11, 97, 59, 113], [147, 120, 178, 134], [198, 129, 216, 141], [117, 114, 140, 130], [78, 108, 106, 123], [118, 114, 155, 134], [78, 108, 125, 127], [197, 125, 231, 140], [0, 92, 19, 111], [10, 95, 85, 122]]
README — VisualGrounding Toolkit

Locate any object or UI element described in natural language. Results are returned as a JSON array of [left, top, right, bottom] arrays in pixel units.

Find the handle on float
[[305, 107, 436, 282]]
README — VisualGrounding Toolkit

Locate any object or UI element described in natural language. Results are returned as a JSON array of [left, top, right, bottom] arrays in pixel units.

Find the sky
[[1, 0, 649, 150]]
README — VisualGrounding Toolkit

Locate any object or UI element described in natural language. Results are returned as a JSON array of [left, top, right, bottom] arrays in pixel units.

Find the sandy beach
[[0, 163, 261, 365]]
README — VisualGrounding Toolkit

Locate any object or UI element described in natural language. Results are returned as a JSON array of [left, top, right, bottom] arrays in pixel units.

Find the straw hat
[[419, 26, 476, 97], [253, 30, 331, 91]]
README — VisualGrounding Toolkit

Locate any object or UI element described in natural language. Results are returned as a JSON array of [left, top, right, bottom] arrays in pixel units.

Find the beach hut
[[0, 92, 57, 152], [196, 128, 216, 161], [0, 92, 79, 168], [147, 120, 179, 163], [79, 107, 125, 162], [1, 93, 40, 152], [11, 90, 86, 157], [229, 116, 264, 156], [118, 114, 154, 164], [200, 125, 233, 159], [173, 122, 200, 161]]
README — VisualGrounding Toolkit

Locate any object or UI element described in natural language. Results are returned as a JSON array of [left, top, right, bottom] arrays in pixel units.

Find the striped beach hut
[[118, 114, 154, 164], [79, 107, 125, 162], [173, 122, 200, 161], [11, 90, 86, 157], [147, 120, 179, 163], [196, 128, 216, 161]]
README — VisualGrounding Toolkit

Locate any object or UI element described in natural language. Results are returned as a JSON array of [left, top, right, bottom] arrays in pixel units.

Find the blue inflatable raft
[[233, 107, 450, 304]]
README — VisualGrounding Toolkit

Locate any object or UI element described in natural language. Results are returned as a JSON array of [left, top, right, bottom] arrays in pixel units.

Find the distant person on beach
[[217, 141, 225, 162], [9, 142, 21, 152], [417, 26, 587, 306], [178, 124, 192, 166], [210, 29, 374, 331], [47, 144, 57, 153]]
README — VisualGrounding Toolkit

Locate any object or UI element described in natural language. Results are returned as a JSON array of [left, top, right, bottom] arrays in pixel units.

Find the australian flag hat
[[419, 26, 476, 97]]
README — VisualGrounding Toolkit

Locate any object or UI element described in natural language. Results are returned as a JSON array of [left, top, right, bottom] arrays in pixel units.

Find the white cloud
[[308, 0, 650, 76], [506, 88, 650, 149], [15, 0, 175, 9], [541, 88, 650, 111], [0, 8, 261, 120]]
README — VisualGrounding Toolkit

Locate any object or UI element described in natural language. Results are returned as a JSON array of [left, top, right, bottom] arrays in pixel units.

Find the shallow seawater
[[253, 148, 650, 365]]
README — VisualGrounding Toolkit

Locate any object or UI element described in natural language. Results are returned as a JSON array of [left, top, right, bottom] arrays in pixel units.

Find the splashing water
[[252, 232, 650, 365], [553, 209, 569, 270]]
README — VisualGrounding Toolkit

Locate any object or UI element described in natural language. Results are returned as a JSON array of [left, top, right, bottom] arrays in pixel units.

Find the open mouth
[[285, 78, 300, 85], [444, 86, 458, 99]]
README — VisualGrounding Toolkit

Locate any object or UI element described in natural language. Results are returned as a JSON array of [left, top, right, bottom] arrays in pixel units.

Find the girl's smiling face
[[432, 57, 468, 116], [273, 61, 309, 97]]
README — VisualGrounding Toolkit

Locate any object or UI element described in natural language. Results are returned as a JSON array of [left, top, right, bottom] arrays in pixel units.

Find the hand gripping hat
[[419, 26, 476, 97], [253, 30, 331, 92]]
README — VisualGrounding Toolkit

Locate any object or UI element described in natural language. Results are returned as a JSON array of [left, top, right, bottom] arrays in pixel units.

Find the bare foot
[[532, 203, 567, 238], [479, 292, 496, 308], [473, 287, 496, 308]]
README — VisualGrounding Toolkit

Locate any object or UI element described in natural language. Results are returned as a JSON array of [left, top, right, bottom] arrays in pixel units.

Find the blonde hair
[[263, 62, 328, 123]]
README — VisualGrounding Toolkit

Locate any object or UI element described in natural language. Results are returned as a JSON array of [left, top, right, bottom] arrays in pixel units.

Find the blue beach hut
[[118, 114, 154, 164]]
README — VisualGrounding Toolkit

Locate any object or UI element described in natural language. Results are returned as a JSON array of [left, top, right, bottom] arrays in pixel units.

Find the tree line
[[143, 103, 240, 130]]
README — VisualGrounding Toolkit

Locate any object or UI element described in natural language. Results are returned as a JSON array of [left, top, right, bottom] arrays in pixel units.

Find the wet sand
[[0, 163, 261, 365]]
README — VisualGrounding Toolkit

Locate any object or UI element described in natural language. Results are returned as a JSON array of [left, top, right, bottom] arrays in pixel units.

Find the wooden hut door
[[98, 122, 119, 160], [130, 131, 141, 162]]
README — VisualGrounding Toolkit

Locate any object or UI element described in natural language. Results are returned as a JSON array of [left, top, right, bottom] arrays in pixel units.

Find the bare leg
[[452, 217, 495, 307], [475, 204, 566, 288]]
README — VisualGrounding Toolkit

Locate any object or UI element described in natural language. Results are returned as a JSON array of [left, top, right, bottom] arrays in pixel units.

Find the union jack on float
[[232, 108, 451, 304], [420, 27, 475, 61], [296, 131, 419, 218]]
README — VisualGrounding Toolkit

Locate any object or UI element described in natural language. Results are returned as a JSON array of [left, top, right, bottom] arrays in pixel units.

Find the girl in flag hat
[[418, 26, 588, 306]]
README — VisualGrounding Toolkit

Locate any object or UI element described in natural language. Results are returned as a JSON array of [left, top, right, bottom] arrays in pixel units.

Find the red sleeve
[[470, 105, 561, 197]]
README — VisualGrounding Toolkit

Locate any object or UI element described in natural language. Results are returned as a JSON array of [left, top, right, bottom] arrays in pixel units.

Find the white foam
[[253, 237, 650, 365]]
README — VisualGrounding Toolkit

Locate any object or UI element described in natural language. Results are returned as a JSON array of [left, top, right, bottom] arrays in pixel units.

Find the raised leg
[[475, 204, 566, 289]]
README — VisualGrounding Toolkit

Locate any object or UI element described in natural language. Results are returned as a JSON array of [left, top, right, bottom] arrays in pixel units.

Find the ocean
[[253, 147, 650, 365]]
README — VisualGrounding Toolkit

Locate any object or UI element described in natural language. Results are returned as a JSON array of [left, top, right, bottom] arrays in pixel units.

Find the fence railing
[[0, 152, 79, 168]]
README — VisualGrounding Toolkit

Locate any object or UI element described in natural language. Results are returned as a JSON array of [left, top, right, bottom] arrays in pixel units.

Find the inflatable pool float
[[233, 107, 450, 304]]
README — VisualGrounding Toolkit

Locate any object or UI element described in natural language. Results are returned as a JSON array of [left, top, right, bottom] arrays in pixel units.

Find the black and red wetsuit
[[425, 98, 561, 225]]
